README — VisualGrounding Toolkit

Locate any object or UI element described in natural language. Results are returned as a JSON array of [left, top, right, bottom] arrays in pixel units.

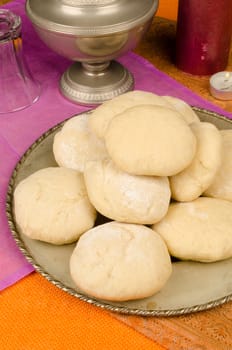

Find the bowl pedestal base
[[59, 60, 134, 105]]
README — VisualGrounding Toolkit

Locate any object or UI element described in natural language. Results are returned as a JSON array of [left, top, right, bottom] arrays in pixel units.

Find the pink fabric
[[1, 0, 232, 291]]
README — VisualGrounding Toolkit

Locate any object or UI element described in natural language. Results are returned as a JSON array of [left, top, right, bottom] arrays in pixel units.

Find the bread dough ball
[[104, 104, 197, 176], [88, 90, 173, 138], [204, 130, 232, 201], [14, 167, 97, 245], [70, 221, 172, 301], [163, 96, 200, 124], [53, 114, 108, 172], [153, 197, 232, 262], [170, 122, 222, 201], [84, 159, 171, 224]]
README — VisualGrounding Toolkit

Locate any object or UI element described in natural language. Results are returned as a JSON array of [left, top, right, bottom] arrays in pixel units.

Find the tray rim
[[6, 106, 232, 317]]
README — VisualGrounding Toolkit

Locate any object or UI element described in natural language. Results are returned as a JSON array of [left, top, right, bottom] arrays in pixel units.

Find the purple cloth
[[1, 0, 232, 291]]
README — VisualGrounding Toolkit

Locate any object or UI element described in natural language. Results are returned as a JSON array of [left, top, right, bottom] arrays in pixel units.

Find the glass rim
[[0, 9, 21, 42]]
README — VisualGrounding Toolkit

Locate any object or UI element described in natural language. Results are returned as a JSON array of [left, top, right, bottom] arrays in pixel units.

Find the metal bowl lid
[[26, 0, 159, 35]]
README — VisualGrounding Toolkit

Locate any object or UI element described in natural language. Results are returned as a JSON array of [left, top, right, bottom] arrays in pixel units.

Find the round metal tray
[[6, 107, 232, 317]]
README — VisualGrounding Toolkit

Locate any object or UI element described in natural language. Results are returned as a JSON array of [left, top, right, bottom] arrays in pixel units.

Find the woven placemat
[[114, 301, 232, 350]]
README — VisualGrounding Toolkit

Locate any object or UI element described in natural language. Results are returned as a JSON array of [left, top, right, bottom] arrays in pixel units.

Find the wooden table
[[135, 16, 232, 113]]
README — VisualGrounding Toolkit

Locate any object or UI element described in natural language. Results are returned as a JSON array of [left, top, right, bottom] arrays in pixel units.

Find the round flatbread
[[70, 221, 172, 301], [53, 114, 108, 172], [14, 167, 96, 244], [163, 95, 200, 124], [88, 90, 173, 138], [84, 159, 171, 224], [204, 129, 232, 201], [104, 104, 197, 176], [153, 197, 232, 262], [170, 122, 222, 201]]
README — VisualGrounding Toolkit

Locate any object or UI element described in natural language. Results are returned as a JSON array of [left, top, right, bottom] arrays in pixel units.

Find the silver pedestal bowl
[[26, 0, 159, 105]]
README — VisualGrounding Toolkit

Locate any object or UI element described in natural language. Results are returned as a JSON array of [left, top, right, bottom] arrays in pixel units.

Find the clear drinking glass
[[0, 9, 40, 114]]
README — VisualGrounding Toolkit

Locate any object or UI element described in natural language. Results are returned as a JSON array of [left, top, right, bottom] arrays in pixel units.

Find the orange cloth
[[0, 272, 165, 350], [156, 0, 178, 20]]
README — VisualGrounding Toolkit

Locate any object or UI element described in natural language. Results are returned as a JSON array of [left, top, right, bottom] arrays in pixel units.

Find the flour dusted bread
[[88, 90, 173, 138], [163, 96, 200, 124], [204, 130, 232, 201], [153, 197, 232, 262], [14, 167, 96, 244], [84, 159, 171, 224], [104, 104, 197, 176], [70, 222, 172, 301], [53, 114, 108, 172], [170, 122, 222, 201]]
